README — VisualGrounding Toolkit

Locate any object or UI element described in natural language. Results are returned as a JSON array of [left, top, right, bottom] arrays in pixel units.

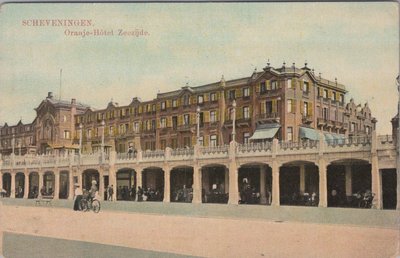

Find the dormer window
[[198, 95, 204, 104], [161, 101, 166, 110], [260, 82, 266, 93], [243, 88, 250, 97], [229, 90, 236, 100]]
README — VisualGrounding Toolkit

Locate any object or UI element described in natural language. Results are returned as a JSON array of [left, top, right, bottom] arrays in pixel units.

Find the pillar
[[192, 165, 202, 204], [371, 154, 382, 209], [10, 173, 15, 198], [224, 167, 229, 194], [0, 172, 2, 192], [260, 165, 267, 204], [137, 169, 143, 189], [318, 159, 327, 207], [271, 161, 280, 206], [38, 171, 43, 198], [345, 165, 352, 196], [99, 169, 104, 200], [68, 171, 74, 200], [54, 171, 60, 200], [163, 168, 170, 203], [228, 165, 239, 205], [110, 168, 117, 201], [77, 170, 82, 189], [299, 164, 306, 194], [23, 172, 29, 199]]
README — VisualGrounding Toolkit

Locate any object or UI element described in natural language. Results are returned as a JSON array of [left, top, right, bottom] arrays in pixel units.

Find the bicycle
[[80, 192, 101, 213]]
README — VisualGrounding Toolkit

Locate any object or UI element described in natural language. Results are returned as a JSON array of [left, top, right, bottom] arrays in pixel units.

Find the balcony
[[177, 124, 193, 132], [301, 115, 313, 124], [256, 113, 280, 123]]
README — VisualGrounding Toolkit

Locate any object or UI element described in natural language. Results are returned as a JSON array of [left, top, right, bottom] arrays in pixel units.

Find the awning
[[324, 133, 334, 141], [250, 124, 280, 140], [299, 127, 319, 141]]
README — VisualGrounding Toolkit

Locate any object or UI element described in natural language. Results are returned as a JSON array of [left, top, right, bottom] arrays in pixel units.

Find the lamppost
[[196, 106, 200, 145], [78, 123, 83, 156], [101, 120, 105, 162], [232, 100, 237, 143]]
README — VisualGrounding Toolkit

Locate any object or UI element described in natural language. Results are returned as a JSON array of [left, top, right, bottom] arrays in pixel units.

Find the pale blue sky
[[0, 3, 398, 134]]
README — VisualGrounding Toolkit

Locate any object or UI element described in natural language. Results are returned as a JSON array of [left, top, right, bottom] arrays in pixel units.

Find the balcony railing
[[256, 113, 279, 120]]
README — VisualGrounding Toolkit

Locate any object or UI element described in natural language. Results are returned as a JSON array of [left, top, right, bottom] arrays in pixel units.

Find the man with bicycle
[[89, 180, 98, 206]]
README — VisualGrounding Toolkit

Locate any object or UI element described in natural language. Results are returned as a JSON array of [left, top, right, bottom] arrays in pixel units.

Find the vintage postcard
[[0, 2, 399, 258]]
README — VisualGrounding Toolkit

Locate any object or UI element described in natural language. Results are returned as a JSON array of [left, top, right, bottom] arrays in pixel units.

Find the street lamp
[[196, 106, 200, 146], [232, 100, 237, 143], [78, 123, 83, 156]]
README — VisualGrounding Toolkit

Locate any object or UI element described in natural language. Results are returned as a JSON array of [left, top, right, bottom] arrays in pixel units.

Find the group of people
[[172, 185, 193, 203], [136, 186, 163, 201]]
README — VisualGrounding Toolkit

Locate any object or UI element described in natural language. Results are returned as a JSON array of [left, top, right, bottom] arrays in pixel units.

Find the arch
[[2, 173, 11, 197], [15, 172, 25, 198], [279, 162, 319, 207], [238, 164, 272, 205], [82, 169, 100, 192], [239, 162, 271, 168], [42, 171, 55, 197], [327, 159, 371, 208], [116, 168, 136, 201], [28, 172, 39, 198], [141, 167, 164, 202], [59, 170, 70, 199], [201, 165, 228, 204], [170, 166, 194, 203]]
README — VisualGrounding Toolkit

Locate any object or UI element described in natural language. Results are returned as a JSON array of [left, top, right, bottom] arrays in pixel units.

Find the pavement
[[1, 199, 399, 258]]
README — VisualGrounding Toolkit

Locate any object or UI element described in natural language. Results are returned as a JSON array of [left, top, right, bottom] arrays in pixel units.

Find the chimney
[[71, 98, 76, 105], [47, 92, 54, 99]]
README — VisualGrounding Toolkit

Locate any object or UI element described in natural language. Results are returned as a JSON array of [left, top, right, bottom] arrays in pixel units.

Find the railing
[[142, 150, 165, 159], [237, 142, 272, 153], [256, 113, 279, 120], [325, 135, 371, 147], [171, 148, 194, 157], [279, 140, 318, 150], [116, 152, 137, 160]]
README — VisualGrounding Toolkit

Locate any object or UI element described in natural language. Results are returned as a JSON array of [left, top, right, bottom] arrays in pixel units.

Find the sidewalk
[[1, 198, 399, 229]]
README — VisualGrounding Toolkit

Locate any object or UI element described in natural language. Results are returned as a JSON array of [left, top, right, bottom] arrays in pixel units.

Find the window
[[109, 126, 114, 136], [266, 101, 272, 114], [161, 139, 166, 150], [172, 99, 177, 108], [210, 92, 217, 101], [243, 88, 250, 97], [323, 89, 328, 99], [198, 136, 204, 146], [87, 129, 92, 139], [323, 108, 328, 120], [151, 120, 156, 130], [303, 102, 309, 116], [29, 137, 33, 145], [287, 127, 293, 141], [229, 90, 236, 100], [198, 95, 204, 104], [260, 82, 266, 93], [199, 112, 204, 127], [152, 104, 156, 112], [365, 126, 370, 134], [340, 94, 344, 103], [350, 122, 355, 132], [287, 79, 292, 89], [331, 91, 336, 101], [160, 117, 167, 128], [243, 132, 250, 144], [243, 106, 250, 119], [171, 138, 177, 149], [134, 122, 139, 133], [183, 136, 191, 147], [287, 100, 293, 113], [161, 101, 166, 110], [271, 81, 277, 90], [303, 81, 309, 93], [119, 124, 125, 134], [210, 111, 217, 122], [172, 116, 178, 129], [63, 115, 67, 122], [63, 130, 70, 139], [183, 95, 190, 106], [183, 114, 190, 125], [210, 135, 217, 147], [317, 87, 321, 97]]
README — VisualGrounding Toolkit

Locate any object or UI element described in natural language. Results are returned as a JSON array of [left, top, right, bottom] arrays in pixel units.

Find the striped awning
[[299, 127, 319, 141], [250, 124, 280, 140]]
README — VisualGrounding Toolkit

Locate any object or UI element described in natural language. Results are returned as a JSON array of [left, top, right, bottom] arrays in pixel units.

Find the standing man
[[107, 185, 114, 201]]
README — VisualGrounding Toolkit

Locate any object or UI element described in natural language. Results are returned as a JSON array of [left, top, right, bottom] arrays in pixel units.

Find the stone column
[[0, 172, 2, 191], [228, 165, 239, 205], [318, 159, 328, 207], [68, 171, 74, 200], [224, 167, 229, 194], [77, 170, 82, 190], [99, 169, 104, 200], [371, 154, 382, 209], [259, 165, 267, 204], [38, 171, 43, 198], [23, 171, 29, 199], [137, 169, 143, 189], [192, 165, 202, 204], [299, 164, 306, 194], [10, 172, 15, 198], [54, 171, 60, 200], [163, 168, 170, 203], [110, 168, 117, 201], [345, 165, 352, 197], [271, 161, 280, 206]]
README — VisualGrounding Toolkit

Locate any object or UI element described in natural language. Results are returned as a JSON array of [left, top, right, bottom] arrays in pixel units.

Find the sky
[[0, 2, 398, 134]]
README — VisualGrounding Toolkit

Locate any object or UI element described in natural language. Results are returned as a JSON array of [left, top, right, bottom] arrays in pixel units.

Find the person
[[40, 185, 46, 197], [89, 180, 98, 204], [107, 185, 114, 201], [73, 184, 83, 211], [137, 186, 143, 202]]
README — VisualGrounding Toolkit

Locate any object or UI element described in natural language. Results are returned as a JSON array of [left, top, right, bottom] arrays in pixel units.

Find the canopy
[[324, 133, 334, 141], [250, 124, 280, 140], [299, 127, 319, 141]]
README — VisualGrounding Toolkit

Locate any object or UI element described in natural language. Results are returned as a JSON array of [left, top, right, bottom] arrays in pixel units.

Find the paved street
[[1, 200, 399, 258]]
